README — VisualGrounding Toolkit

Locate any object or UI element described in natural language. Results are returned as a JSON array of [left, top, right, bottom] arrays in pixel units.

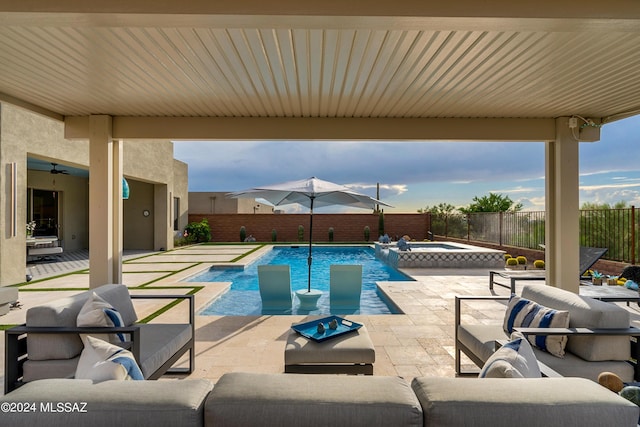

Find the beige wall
[[124, 180, 155, 250], [0, 103, 189, 285], [189, 191, 273, 214]]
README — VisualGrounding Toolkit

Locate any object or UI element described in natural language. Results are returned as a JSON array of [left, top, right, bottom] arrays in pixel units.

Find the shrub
[[298, 225, 304, 242], [271, 229, 277, 242], [183, 218, 211, 243], [506, 257, 518, 266], [533, 259, 545, 269], [516, 256, 527, 265], [328, 227, 334, 242], [504, 253, 512, 260], [239, 226, 246, 242], [364, 226, 370, 241]]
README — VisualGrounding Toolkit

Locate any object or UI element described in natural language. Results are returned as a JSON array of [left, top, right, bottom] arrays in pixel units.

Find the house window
[[173, 197, 180, 231], [28, 188, 61, 237]]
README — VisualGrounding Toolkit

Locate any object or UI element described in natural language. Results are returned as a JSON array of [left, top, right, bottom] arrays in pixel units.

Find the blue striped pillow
[[479, 333, 542, 378], [503, 295, 570, 358]]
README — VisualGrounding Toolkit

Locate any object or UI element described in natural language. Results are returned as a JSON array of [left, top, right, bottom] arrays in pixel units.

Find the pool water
[[190, 246, 412, 315]]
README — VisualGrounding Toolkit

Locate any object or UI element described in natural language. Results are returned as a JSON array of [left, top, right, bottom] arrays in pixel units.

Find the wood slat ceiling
[[1, 5, 639, 123]]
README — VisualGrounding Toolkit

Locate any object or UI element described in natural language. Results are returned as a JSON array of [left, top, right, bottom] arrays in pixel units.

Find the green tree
[[459, 193, 523, 214], [422, 203, 465, 238], [419, 203, 457, 215], [184, 218, 211, 243]]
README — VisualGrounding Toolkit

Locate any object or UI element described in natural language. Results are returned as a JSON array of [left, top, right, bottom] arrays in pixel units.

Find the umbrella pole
[[307, 197, 314, 292]]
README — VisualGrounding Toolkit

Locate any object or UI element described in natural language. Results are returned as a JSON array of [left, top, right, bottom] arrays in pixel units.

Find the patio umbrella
[[228, 177, 391, 292]]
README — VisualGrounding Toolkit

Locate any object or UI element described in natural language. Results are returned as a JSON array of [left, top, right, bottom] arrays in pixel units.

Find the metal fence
[[431, 207, 638, 264]]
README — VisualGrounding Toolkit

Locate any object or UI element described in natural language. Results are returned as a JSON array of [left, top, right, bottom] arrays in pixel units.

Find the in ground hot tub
[[376, 241, 505, 269]]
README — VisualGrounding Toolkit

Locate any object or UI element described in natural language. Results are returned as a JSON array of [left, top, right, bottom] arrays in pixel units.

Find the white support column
[[545, 117, 580, 293], [89, 115, 123, 288]]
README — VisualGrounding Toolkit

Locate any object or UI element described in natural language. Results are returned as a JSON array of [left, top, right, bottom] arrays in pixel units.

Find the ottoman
[[284, 324, 375, 374]]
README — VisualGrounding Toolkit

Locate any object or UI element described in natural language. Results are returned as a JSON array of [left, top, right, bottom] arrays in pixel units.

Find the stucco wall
[[0, 103, 189, 285], [189, 191, 273, 214]]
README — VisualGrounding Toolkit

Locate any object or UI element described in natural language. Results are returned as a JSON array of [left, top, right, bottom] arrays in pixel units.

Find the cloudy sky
[[174, 115, 640, 213]]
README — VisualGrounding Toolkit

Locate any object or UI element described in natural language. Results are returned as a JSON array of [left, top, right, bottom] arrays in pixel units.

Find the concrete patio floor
[[3, 243, 640, 395]]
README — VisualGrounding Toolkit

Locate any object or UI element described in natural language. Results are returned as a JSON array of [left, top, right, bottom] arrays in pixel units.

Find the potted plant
[[26, 220, 36, 237], [591, 271, 604, 285], [516, 256, 527, 269], [505, 257, 518, 269], [533, 259, 545, 269]]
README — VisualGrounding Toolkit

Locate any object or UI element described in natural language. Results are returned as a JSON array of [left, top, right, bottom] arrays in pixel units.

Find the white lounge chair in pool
[[330, 265, 362, 309], [257, 265, 293, 311]]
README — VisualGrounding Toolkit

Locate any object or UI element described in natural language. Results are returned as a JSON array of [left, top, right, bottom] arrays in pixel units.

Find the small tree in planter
[[364, 226, 370, 241], [271, 229, 277, 242], [239, 226, 246, 242], [298, 225, 305, 242], [328, 227, 334, 242]]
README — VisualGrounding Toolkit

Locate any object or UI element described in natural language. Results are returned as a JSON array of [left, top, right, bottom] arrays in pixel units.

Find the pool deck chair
[[330, 265, 363, 309], [257, 265, 293, 312], [489, 246, 608, 293]]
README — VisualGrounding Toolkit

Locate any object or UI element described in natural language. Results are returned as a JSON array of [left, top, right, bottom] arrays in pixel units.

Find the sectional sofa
[[456, 283, 640, 381], [4, 284, 194, 393], [1, 372, 638, 427]]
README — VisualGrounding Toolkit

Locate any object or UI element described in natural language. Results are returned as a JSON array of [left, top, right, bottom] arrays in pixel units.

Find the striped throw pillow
[[479, 332, 542, 378], [503, 295, 570, 358]]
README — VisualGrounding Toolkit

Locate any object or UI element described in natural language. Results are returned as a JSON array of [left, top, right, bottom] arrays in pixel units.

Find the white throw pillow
[[479, 332, 542, 378], [75, 335, 143, 382], [503, 295, 570, 358], [77, 292, 126, 343]]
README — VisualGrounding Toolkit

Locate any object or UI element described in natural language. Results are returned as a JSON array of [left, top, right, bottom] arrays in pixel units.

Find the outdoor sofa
[[1, 372, 638, 427], [4, 284, 194, 393], [456, 283, 640, 381]]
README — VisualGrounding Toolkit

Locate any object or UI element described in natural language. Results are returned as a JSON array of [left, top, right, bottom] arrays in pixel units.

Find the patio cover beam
[[65, 117, 557, 142]]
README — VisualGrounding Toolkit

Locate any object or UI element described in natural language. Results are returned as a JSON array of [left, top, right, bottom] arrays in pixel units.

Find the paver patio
[[3, 243, 640, 396]]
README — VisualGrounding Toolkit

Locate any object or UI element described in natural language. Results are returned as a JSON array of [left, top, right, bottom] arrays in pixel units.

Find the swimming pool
[[188, 246, 412, 315]]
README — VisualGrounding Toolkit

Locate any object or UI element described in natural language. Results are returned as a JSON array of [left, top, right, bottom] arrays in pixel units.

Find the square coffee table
[[284, 323, 375, 374]]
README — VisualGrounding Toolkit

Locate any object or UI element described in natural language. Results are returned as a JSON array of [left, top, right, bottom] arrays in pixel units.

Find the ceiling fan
[[50, 163, 69, 175]]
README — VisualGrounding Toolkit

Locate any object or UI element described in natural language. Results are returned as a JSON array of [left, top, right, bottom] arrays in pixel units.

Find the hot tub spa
[[375, 241, 505, 269]]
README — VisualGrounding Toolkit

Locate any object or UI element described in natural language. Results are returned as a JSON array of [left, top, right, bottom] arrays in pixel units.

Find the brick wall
[[187, 213, 430, 243]]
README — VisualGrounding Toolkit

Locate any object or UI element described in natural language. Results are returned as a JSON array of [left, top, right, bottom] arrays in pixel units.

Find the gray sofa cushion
[[22, 324, 193, 382], [206, 372, 423, 427], [0, 378, 212, 427], [522, 284, 630, 361], [26, 284, 137, 360], [458, 323, 636, 382], [22, 357, 79, 382], [411, 377, 639, 427], [138, 323, 193, 378]]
